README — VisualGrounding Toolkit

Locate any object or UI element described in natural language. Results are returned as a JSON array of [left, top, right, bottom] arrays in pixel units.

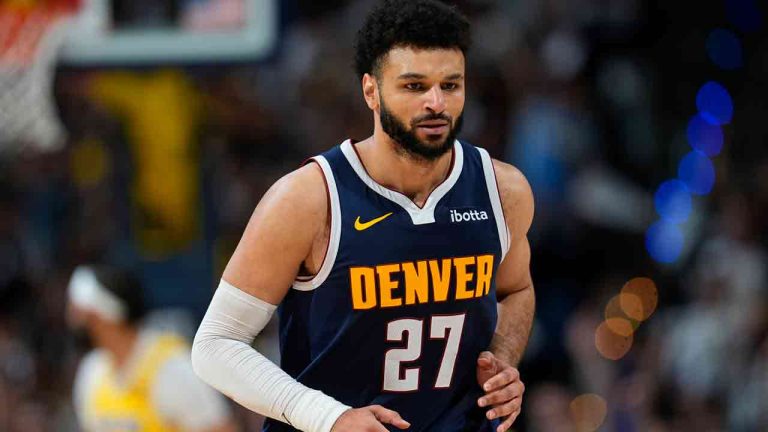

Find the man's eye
[[442, 83, 459, 91], [405, 83, 423, 91]]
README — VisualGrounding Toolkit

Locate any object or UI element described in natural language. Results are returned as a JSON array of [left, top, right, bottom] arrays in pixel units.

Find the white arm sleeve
[[153, 353, 232, 431], [191, 280, 351, 432]]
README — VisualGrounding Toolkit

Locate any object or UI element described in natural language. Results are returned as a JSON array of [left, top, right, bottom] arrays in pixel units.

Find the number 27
[[383, 313, 466, 392]]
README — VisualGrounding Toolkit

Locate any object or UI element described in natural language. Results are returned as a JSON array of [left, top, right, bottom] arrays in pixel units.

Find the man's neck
[[356, 131, 454, 207], [100, 325, 139, 370]]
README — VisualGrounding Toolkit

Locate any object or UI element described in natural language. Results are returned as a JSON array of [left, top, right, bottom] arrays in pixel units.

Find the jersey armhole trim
[[477, 147, 511, 262], [292, 156, 341, 291]]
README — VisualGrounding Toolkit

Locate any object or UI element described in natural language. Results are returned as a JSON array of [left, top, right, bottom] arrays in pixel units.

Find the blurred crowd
[[1, 0, 767, 431]]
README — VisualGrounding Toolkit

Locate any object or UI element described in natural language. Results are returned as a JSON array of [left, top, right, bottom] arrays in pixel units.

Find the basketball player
[[68, 265, 236, 432], [191, 1, 534, 431]]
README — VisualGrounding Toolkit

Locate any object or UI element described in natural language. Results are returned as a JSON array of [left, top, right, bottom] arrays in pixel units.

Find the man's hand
[[476, 351, 524, 432], [331, 405, 410, 432]]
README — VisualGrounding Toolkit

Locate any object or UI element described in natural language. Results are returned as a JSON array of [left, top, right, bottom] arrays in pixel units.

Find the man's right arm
[[191, 162, 409, 432], [221, 163, 328, 305], [192, 163, 349, 432]]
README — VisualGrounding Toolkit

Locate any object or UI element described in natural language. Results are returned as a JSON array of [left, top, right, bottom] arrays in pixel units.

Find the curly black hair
[[354, 0, 471, 79]]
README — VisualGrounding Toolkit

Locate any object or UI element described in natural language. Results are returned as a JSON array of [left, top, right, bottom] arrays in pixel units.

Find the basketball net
[[0, 0, 79, 155]]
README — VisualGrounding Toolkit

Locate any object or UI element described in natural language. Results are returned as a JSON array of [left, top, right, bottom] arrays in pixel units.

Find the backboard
[[60, 0, 277, 65]]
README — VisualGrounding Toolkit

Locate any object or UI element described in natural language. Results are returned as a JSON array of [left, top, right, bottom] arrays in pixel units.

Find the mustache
[[411, 113, 452, 125]]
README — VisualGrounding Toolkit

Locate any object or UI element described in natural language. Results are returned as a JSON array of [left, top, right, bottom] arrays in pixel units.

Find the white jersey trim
[[340, 139, 464, 225], [477, 147, 511, 261], [293, 156, 341, 291]]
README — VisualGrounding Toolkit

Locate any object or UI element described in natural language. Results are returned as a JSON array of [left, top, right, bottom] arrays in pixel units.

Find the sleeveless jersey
[[82, 334, 187, 432], [263, 139, 510, 432]]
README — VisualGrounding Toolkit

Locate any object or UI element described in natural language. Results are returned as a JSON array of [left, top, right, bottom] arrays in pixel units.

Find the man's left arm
[[490, 158, 535, 365], [476, 160, 535, 432]]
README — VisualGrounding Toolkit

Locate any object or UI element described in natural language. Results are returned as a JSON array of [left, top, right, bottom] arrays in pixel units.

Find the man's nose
[[424, 85, 446, 113]]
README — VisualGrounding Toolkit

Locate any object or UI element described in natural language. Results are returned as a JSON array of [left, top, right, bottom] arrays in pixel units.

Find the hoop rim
[[0, 1, 78, 66]]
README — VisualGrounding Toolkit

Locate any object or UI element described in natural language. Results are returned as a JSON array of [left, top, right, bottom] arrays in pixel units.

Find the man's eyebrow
[[396, 73, 464, 80], [397, 73, 427, 80]]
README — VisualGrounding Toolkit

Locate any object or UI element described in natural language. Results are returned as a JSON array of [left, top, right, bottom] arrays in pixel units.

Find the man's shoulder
[[154, 349, 195, 388], [76, 349, 109, 379], [490, 159, 534, 229], [490, 160, 530, 195], [73, 349, 109, 412], [275, 161, 327, 199], [259, 162, 328, 220], [268, 159, 319, 188], [151, 345, 233, 428]]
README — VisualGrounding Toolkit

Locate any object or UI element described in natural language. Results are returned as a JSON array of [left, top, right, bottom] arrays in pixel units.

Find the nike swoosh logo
[[354, 212, 393, 231]]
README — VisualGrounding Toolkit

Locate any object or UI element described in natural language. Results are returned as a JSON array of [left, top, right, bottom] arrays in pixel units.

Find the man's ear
[[362, 73, 379, 111]]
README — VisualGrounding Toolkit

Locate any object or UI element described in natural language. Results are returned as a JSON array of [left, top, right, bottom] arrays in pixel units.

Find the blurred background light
[[678, 151, 716, 195], [570, 394, 608, 432], [620, 277, 659, 321], [595, 320, 633, 360], [604, 296, 639, 336], [646, 220, 685, 263], [604, 317, 635, 338], [616, 292, 643, 321], [726, 0, 764, 32], [541, 29, 588, 81], [696, 81, 733, 125], [686, 114, 724, 156], [706, 29, 743, 70], [655, 179, 692, 222]]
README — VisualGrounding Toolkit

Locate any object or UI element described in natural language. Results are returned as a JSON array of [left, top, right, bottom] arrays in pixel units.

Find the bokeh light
[[595, 320, 633, 360], [646, 220, 684, 264], [620, 277, 659, 321], [570, 394, 608, 432], [604, 296, 639, 336], [654, 179, 692, 222], [678, 150, 716, 195], [604, 317, 635, 338], [706, 29, 743, 70], [726, 0, 763, 32], [696, 81, 733, 125], [686, 114, 723, 156]]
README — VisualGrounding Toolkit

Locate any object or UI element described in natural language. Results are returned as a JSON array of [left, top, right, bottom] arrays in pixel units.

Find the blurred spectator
[[67, 265, 236, 431]]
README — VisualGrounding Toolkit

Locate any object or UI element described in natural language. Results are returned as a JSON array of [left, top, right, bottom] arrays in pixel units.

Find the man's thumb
[[478, 351, 495, 368], [371, 405, 411, 429]]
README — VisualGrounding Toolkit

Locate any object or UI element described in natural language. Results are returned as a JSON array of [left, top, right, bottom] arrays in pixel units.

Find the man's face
[[67, 303, 97, 350], [374, 47, 466, 160]]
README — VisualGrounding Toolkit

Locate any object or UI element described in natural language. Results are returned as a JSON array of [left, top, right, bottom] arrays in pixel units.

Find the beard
[[379, 96, 463, 161]]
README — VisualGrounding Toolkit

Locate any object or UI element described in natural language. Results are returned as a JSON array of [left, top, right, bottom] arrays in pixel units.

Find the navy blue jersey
[[263, 140, 510, 432]]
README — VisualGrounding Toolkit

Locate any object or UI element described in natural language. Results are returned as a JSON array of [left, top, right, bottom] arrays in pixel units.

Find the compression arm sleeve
[[191, 280, 351, 432]]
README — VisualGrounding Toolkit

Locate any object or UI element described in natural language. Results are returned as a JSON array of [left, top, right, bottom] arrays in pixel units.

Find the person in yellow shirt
[[68, 265, 237, 432]]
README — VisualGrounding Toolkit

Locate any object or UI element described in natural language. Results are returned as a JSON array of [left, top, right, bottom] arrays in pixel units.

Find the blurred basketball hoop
[[60, 0, 277, 65], [0, 0, 80, 154]]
